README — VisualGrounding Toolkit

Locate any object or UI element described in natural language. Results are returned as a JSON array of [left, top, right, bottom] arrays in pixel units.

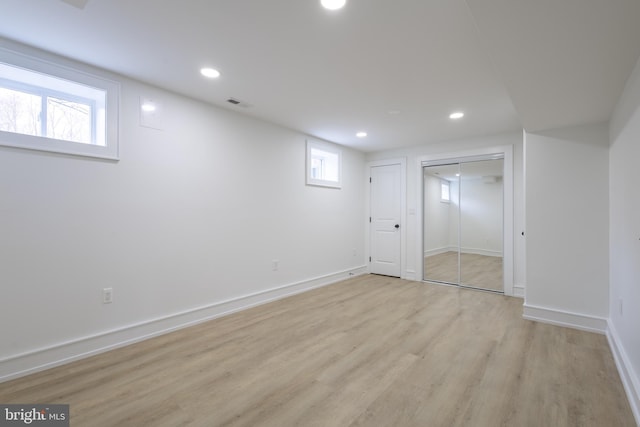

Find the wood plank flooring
[[425, 251, 503, 292], [0, 275, 635, 426]]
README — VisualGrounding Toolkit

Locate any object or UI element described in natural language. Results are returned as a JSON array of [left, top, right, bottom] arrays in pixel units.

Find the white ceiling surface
[[0, 1, 638, 152], [424, 159, 504, 182]]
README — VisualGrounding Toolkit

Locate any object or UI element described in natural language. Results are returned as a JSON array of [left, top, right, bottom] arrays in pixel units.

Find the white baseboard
[[522, 303, 608, 334], [460, 247, 502, 257], [523, 304, 640, 422], [0, 266, 367, 383], [424, 246, 455, 257], [513, 284, 525, 299], [403, 269, 417, 281], [607, 322, 640, 426], [424, 247, 502, 258]]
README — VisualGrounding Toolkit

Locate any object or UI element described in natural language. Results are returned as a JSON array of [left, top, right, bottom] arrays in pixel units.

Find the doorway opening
[[368, 159, 406, 279]]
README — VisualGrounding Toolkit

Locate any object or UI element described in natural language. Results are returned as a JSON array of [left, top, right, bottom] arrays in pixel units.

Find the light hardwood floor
[[0, 275, 635, 426], [425, 251, 503, 292]]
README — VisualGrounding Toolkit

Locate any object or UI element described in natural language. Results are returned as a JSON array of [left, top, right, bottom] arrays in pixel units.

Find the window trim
[[306, 139, 342, 189], [0, 43, 120, 160]]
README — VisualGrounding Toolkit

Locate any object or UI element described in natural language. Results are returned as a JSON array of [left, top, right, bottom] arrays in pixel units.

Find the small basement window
[[441, 180, 450, 202], [0, 44, 119, 160], [306, 139, 342, 188]]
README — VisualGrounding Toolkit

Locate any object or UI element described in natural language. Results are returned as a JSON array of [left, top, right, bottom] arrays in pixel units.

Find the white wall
[[0, 42, 366, 380], [523, 123, 609, 330], [423, 174, 451, 254], [424, 174, 503, 257], [609, 55, 640, 423], [367, 131, 524, 292], [460, 177, 503, 256]]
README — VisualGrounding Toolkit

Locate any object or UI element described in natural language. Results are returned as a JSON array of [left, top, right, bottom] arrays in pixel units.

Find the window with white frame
[[306, 139, 342, 188], [0, 44, 119, 160], [440, 180, 450, 202]]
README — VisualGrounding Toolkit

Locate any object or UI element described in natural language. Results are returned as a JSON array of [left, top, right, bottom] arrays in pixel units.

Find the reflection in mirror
[[423, 164, 459, 284], [459, 159, 504, 291]]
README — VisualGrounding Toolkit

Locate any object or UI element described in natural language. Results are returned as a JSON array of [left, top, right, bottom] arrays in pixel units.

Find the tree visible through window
[[0, 87, 41, 136], [0, 43, 119, 160], [47, 97, 92, 144], [0, 85, 94, 145]]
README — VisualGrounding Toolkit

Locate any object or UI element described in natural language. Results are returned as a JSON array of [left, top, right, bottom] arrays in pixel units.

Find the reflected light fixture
[[449, 111, 464, 119], [321, 0, 346, 10], [200, 67, 221, 78], [141, 102, 156, 112], [356, 131, 367, 138]]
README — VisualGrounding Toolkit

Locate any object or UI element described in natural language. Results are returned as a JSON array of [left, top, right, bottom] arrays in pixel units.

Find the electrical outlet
[[103, 288, 113, 304], [272, 260, 279, 271], [352, 248, 357, 257]]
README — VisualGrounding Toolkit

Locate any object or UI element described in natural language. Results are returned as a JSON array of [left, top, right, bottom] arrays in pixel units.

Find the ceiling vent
[[226, 98, 252, 108]]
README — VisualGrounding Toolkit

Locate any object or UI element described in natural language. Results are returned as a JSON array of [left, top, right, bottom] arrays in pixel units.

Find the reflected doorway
[[423, 157, 504, 292]]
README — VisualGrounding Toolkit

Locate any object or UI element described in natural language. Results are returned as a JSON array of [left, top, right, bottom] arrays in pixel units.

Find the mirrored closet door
[[423, 157, 504, 293]]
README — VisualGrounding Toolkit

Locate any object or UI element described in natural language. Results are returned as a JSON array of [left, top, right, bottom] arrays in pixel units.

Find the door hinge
[[369, 217, 371, 222], [369, 256, 372, 262], [369, 177, 372, 183]]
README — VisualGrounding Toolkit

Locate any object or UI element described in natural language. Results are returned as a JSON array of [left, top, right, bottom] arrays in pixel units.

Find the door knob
[[395, 224, 400, 229]]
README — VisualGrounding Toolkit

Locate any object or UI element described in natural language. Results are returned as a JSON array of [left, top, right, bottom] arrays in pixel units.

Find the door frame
[[417, 146, 514, 296], [366, 158, 407, 278]]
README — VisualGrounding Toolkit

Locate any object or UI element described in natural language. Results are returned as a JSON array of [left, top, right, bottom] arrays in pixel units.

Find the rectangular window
[[306, 139, 342, 188], [441, 180, 450, 202], [0, 44, 119, 160]]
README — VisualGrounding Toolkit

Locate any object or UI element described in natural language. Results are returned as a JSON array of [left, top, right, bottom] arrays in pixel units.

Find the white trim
[[404, 269, 417, 281], [521, 130, 528, 302], [460, 247, 502, 257], [0, 266, 366, 383], [424, 246, 457, 257], [522, 303, 608, 334], [366, 158, 407, 279], [607, 321, 640, 426], [423, 247, 501, 258], [512, 284, 525, 299]]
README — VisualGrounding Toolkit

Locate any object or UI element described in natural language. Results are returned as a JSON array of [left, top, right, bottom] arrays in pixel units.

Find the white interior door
[[370, 164, 401, 277]]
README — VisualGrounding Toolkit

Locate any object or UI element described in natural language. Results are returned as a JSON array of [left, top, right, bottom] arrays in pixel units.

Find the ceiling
[[424, 158, 504, 182], [1, 0, 639, 153]]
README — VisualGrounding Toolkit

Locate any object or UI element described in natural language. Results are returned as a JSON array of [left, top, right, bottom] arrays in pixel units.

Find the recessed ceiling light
[[200, 67, 221, 79], [356, 131, 367, 138], [455, 173, 461, 177], [321, 0, 346, 10], [449, 111, 464, 119]]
